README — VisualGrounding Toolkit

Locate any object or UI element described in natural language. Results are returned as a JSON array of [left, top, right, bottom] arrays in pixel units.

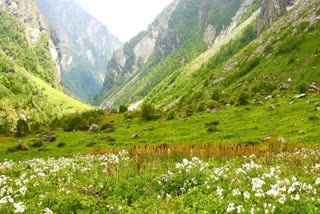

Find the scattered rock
[[16, 141, 29, 151], [295, 93, 306, 99], [212, 77, 225, 85], [309, 83, 319, 93], [87, 141, 96, 147], [265, 95, 272, 100], [263, 137, 272, 142], [205, 108, 212, 113], [100, 123, 116, 133], [46, 135, 56, 142], [226, 104, 231, 108], [131, 133, 140, 139], [287, 78, 292, 82], [280, 83, 290, 90], [254, 100, 264, 106], [88, 124, 99, 133], [277, 137, 287, 144], [317, 107, 320, 111], [269, 104, 275, 110], [144, 126, 154, 131], [32, 141, 43, 148], [104, 135, 116, 142]]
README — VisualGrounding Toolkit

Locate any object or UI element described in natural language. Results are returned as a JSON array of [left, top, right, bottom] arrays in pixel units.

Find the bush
[[15, 119, 29, 137], [119, 105, 128, 113], [207, 125, 219, 133], [57, 142, 66, 148], [166, 110, 176, 120], [237, 92, 250, 106], [206, 121, 220, 126], [140, 103, 161, 120], [212, 89, 222, 101]]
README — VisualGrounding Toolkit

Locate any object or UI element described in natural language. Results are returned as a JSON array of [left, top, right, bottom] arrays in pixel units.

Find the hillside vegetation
[[0, 10, 92, 135]]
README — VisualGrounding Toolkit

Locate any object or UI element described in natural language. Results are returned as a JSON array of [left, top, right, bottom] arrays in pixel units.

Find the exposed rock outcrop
[[258, 0, 298, 34], [0, 0, 61, 86]]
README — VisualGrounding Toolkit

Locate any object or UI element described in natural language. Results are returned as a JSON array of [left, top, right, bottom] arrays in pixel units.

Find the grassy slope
[[1, 93, 319, 161], [145, 0, 320, 110], [0, 10, 93, 134]]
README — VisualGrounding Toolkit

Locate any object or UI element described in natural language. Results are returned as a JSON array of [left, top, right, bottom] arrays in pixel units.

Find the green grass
[[1, 94, 319, 161]]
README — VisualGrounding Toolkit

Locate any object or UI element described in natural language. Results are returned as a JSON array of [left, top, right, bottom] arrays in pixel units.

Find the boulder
[[280, 83, 290, 90], [131, 133, 140, 139], [144, 126, 154, 131], [104, 135, 116, 142], [277, 137, 287, 144], [269, 104, 275, 110], [16, 142, 29, 151], [87, 141, 96, 147], [89, 124, 99, 133], [295, 94, 306, 99], [309, 83, 319, 93]]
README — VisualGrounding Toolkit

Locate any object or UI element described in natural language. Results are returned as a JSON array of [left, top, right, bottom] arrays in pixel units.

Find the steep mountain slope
[[144, 0, 320, 111], [0, 0, 61, 87], [37, 0, 121, 101], [0, 3, 92, 135], [97, 0, 261, 107]]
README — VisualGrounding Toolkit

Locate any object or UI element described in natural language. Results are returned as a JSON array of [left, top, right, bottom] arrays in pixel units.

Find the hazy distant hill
[[37, 0, 122, 101]]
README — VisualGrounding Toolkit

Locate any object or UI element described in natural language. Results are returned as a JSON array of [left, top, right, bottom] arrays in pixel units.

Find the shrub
[[15, 119, 29, 137], [166, 110, 176, 120], [57, 142, 66, 148], [206, 121, 220, 126], [140, 103, 161, 120], [296, 81, 308, 93], [207, 125, 219, 133], [212, 89, 222, 101], [119, 105, 128, 113], [237, 92, 250, 106]]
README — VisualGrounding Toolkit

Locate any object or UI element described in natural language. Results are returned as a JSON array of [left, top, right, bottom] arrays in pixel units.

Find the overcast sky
[[76, 0, 174, 42]]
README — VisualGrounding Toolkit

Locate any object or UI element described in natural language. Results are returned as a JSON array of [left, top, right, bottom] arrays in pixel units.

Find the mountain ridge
[[37, 0, 122, 101]]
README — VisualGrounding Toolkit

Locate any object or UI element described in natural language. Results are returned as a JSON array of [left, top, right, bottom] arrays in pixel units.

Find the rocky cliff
[[0, 0, 61, 87], [98, 0, 249, 107], [37, 0, 121, 101], [258, 0, 297, 34]]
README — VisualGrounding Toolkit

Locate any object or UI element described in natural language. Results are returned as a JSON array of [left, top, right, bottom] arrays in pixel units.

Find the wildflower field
[[1, 142, 320, 213]]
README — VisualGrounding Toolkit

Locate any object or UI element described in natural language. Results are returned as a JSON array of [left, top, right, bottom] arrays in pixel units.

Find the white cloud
[[76, 0, 174, 42]]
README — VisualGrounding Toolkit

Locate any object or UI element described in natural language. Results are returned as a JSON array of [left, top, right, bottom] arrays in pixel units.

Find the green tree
[[15, 119, 29, 137]]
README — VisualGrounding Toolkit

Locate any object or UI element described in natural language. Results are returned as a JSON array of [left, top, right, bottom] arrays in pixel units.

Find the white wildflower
[[19, 186, 27, 196], [232, 188, 241, 196], [315, 177, 320, 185], [13, 202, 26, 213], [243, 191, 250, 199], [43, 207, 53, 214], [252, 178, 265, 191], [236, 205, 244, 213], [278, 195, 286, 204], [226, 203, 235, 213], [216, 186, 224, 199]]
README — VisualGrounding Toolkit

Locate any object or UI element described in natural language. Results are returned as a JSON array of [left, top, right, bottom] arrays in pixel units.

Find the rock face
[[37, 0, 121, 101], [98, 0, 248, 107], [103, 1, 179, 91], [0, 0, 61, 86], [258, 0, 288, 34]]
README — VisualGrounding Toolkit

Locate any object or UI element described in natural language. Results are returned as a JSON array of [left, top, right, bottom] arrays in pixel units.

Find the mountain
[[96, 0, 262, 107], [98, 0, 319, 112], [144, 0, 320, 110], [0, 0, 92, 135], [37, 0, 121, 101]]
